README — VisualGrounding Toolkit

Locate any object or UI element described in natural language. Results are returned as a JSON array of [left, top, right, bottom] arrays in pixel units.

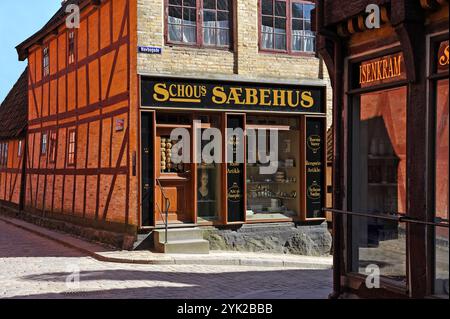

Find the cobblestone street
[[0, 220, 332, 299]]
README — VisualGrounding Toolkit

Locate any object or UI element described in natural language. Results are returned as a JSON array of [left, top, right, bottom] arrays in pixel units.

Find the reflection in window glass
[[435, 78, 449, 296], [351, 87, 407, 282]]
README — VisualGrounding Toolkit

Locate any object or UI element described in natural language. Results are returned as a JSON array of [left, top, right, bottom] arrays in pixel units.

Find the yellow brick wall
[[137, 0, 333, 126]]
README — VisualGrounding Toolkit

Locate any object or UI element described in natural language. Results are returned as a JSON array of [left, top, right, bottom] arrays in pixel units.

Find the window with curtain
[[260, 0, 315, 54], [203, 0, 232, 47], [167, 0, 232, 48]]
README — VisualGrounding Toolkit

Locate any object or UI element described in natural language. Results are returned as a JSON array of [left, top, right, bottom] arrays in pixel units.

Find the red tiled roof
[[0, 68, 28, 140]]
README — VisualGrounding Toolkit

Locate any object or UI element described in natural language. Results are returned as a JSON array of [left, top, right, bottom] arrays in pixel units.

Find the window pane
[[292, 18, 302, 31], [184, 0, 196, 7], [351, 87, 408, 282], [183, 26, 197, 43], [262, 16, 273, 28], [262, 0, 273, 15], [203, 28, 216, 45], [275, 18, 286, 33], [217, 0, 229, 11], [292, 35, 301, 51], [183, 7, 197, 25], [274, 33, 286, 50], [435, 78, 449, 296], [217, 29, 230, 46], [303, 4, 314, 19], [304, 20, 311, 31], [292, 2, 303, 18], [169, 0, 182, 5], [217, 11, 230, 28], [261, 33, 273, 49], [203, 10, 216, 27], [204, 0, 216, 9], [275, 1, 286, 17], [169, 6, 182, 21]]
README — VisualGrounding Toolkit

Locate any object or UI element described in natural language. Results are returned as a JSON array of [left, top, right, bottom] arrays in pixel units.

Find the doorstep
[[0, 215, 332, 269]]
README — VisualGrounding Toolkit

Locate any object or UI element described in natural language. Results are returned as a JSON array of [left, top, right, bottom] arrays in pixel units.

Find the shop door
[[155, 127, 194, 224]]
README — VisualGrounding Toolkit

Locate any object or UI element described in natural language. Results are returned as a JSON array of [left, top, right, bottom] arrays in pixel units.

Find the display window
[[246, 116, 301, 221], [350, 86, 408, 283]]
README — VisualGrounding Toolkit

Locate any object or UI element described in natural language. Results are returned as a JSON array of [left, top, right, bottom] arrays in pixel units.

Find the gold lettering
[[273, 90, 287, 106], [393, 55, 402, 76], [439, 45, 449, 66], [227, 88, 245, 105], [212, 86, 227, 104], [287, 91, 300, 108], [245, 88, 259, 105], [153, 83, 170, 102], [260, 89, 271, 106], [301, 91, 314, 108]]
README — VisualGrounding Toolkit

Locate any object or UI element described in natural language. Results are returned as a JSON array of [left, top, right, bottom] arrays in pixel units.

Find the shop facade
[[139, 76, 328, 228], [315, 0, 448, 298]]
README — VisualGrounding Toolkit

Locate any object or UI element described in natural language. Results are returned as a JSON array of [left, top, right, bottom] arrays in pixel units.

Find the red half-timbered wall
[[0, 139, 25, 207], [25, 0, 137, 231]]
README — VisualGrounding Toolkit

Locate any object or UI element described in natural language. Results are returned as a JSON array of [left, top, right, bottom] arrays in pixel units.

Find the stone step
[[154, 228, 204, 243], [154, 239, 210, 254]]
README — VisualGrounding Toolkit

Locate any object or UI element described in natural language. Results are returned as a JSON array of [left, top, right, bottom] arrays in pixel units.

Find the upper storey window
[[166, 0, 232, 49], [68, 31, 76, 65], [43, 46, 50, 77], [260, 0, 315, 54]]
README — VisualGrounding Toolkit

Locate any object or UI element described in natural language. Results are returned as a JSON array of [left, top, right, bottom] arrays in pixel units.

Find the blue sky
[[0, 0, 61, 102]]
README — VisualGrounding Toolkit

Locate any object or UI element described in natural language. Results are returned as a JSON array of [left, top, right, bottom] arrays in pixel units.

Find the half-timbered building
[[11, 0, 334, 254], [0, 69, 28, 212]]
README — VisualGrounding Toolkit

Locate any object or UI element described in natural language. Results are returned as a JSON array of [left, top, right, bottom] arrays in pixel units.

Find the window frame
[[42, 46, 50, 78], [164, 0, 234, 50], [68, 30, 76, 65], [48, 131, 58, 164], [18, 140, 23, 158], [0, 142, 7, 167], [67, 129, 77, 167], [41, 132, 48, 156], [258, 0, 316, 56]]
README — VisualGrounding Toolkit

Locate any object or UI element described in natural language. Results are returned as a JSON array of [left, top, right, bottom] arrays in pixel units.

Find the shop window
[[350, 86, 407, 283], [41, 132, 48, 156], [246, 116, 300, 221], [260, 0, 315, 54], [42, 46, 50, 77], [166, 0, 232, 48], [49, 131, 57, 163], [68, 31, 75, 65], [434, 78, 449, 296], [197, 116, 222, 222], [67, 129, 76, 166]]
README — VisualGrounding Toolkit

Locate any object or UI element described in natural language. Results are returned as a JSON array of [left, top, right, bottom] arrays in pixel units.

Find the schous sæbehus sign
[[140, 77, 324, 114]]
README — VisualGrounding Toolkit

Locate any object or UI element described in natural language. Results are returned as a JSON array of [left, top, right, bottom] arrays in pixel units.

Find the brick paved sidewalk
[[0, 216, 332, 269]]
